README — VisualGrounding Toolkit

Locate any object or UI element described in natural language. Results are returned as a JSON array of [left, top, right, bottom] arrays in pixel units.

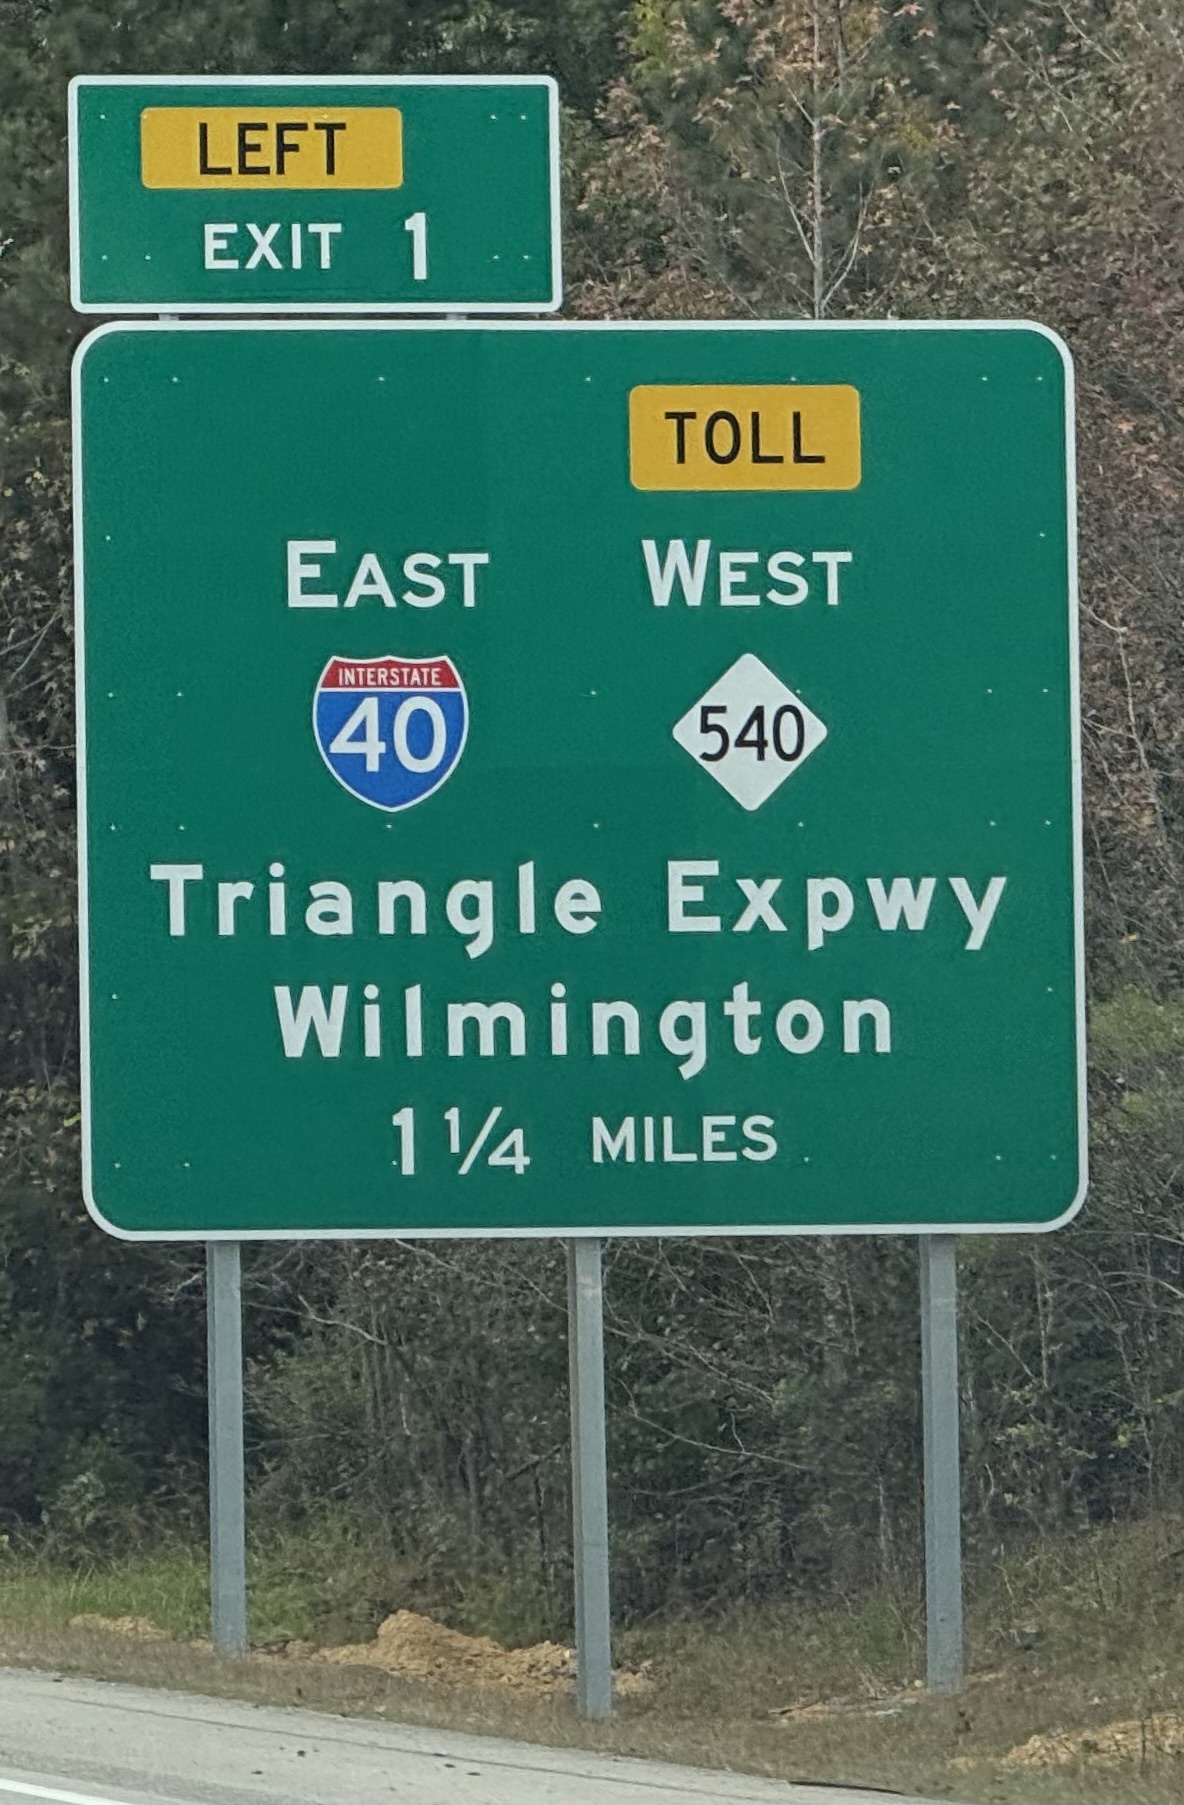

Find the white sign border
[[67, 74, 563, 315], [72, 316, 1085, 1241]]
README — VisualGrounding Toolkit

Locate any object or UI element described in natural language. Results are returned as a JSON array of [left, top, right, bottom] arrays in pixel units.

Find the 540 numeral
[[698, 703, 805, 764]]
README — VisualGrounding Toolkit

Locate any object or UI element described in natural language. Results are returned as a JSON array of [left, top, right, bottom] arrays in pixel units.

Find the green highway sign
[[68, 76, 560, 314], [73, 320, 1084, 1240]]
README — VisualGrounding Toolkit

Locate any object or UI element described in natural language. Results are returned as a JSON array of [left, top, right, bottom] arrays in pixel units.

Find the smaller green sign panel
[[69, 76, 560, 314]]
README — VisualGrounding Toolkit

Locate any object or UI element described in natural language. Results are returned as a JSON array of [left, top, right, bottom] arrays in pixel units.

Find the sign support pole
[[162, 294, 247, 1662], [920, 1233, 963, 1694], [207, 1240, 248, 1657], [567, 1237, 613, 1718]]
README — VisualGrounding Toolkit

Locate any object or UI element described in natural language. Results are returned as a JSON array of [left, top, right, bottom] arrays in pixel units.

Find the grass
[[5, 1515, 1184, 1802]]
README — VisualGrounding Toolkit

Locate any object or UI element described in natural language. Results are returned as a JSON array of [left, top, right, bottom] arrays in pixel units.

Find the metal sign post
[[567, 1239, 613, 1718], [920, 1234, 963, 1693], [206, 1240, 248, 1655]]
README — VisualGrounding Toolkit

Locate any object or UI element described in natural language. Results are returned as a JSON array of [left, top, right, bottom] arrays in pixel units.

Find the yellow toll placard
[[140, 107, 404, 189], [629, 383, 861, 491]]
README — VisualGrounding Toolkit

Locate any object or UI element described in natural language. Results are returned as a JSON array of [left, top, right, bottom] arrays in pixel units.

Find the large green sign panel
[[69, 77, 560, 314], [73, 321, 1084, 1240]]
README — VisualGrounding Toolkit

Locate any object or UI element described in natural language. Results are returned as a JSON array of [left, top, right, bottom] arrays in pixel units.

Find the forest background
[[3, 0, 1184, 1672]]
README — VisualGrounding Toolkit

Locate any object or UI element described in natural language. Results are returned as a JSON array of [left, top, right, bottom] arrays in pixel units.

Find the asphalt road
[[0, 1668, 950, 1805]]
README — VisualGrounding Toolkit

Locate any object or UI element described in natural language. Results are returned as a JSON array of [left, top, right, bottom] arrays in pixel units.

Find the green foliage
[[1092, 992, 1184, 1065]]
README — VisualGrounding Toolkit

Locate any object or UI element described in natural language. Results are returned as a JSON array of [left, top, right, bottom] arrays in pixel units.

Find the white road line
[[0, 1779, 146, 1805]]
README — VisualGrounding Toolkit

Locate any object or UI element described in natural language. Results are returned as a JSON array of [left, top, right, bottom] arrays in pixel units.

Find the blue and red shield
[[313, 655, 469, 811]]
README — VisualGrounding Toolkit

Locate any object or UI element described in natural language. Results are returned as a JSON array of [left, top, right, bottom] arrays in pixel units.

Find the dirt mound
[[64, 1602, 652, 1698], [319, 1608, 651, 1697], [1004, 1714, 1184, 1767], [68, 1613, 167, 1640]]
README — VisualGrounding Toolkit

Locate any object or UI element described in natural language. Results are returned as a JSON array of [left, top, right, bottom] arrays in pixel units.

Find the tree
[[572, 0, 951, 319]]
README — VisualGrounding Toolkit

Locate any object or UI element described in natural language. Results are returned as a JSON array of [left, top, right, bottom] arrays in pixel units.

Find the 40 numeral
[[330, 695, 447, 774]]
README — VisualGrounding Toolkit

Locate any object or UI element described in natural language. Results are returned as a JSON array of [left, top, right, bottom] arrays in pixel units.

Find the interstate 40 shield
[[313, 654, 468, 811]]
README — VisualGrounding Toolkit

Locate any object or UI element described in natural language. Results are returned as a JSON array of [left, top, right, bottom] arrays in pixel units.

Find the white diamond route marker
[[672, 652, 828, 811]]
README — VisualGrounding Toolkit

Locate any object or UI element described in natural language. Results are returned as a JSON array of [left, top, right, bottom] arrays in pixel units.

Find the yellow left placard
[[140, 107, 404, 189]]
